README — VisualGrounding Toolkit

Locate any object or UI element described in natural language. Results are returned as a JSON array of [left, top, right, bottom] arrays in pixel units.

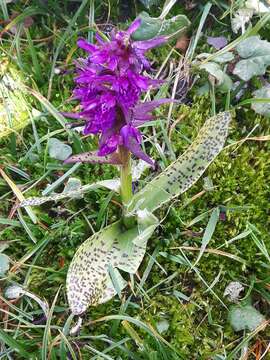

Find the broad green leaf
[[233, 36, 270, 81], [132, 11, 190, 41], [245, 0, 270, 13], [67, 210, 158, 315], [231, 8, 253, 34], [200, 62, 233, 93], [63, 178, 83, 199], [251, 86, 270, 116], [132, 12, 162, 41], [229, 303, 265, 332], [4, 285, 49, 316], [48, 138, 72, 161], [128, 111, 231, 214], [5, 285, 24, 299], [159, 14, 191, 39], [19, 178, 120, 207], [0, 60, 31, 139], [213, 52, 235, 63], [0, 253, 10, 277], [139, 0, 161, 8], [156, 319, 170, 334], [197, 52, 234, 63]]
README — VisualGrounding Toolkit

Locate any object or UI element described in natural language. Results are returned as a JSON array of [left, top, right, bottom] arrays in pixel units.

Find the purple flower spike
[[64, 20, 173, 165]]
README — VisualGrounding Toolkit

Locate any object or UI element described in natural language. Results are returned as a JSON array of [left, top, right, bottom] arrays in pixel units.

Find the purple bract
[[64, 19, 171, 166]]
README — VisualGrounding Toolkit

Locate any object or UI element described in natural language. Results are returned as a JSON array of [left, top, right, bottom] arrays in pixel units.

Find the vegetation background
[[0, 0, 269, 359]]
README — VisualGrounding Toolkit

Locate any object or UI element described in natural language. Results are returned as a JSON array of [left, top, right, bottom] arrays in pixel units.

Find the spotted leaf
[[19, 179, 120, 207], [0, 61, 33, 139], [67, 210, 158, 315], [128, 111, 231, 213], [64, 151, 122, 165]]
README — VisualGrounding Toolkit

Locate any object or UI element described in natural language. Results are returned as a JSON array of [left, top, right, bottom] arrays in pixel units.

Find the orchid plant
[[21, 18, 231, 317], [63, 19, 171, 211]]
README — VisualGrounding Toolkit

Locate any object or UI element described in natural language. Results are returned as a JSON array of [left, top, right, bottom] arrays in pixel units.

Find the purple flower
[[64, 19, 171, 166]]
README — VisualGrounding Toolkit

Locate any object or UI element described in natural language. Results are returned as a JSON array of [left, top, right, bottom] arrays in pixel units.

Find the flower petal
[[126, 137, 154, 167], [134, 36, 166, 51], [120, 125, 154, 167], [77, 39, 97, 53], [132, 98, 176, 126], [127, 18, 142, 35]]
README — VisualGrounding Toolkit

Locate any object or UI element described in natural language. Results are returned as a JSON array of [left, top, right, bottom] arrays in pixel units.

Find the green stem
[[119, 146, 133, 206]]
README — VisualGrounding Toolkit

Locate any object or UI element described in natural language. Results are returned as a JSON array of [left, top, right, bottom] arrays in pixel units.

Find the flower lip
[[126, 18, 142, 35]]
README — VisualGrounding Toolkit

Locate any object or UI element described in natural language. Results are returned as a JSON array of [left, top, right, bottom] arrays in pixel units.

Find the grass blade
[[192, 207, 220, 267]]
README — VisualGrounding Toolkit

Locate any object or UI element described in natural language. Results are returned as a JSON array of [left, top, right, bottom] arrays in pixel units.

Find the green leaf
[[67, 210, 159, 315], [200, 62, 233, 93], [132, 11, 190, 41], [132, 12, 162, 41], [158, 14, 191, 39], [0, 253, 10, 277], [63, 178, 83, 199], [19, 179, 120, 207], [245, 0, 270, 13], [197, 52, 234, 63], [128, 111, 231, 214], [231, 8, 253, 34], [229, 303, 265, 332], [139, 0, 161, 8], [48, 138, 72, 161], [193, 207, 220, 267], [0, 61, 32, 139], [233, 36, 270, 81], [251, 86, 270, 117]]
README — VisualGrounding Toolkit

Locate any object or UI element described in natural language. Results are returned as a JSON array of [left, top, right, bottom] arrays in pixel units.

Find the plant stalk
[[119, 146, 133, 206]]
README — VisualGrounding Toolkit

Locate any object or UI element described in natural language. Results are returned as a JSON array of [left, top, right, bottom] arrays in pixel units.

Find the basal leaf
[[197, 52, 234, 63], [200, 62, 233, 92], [0, 60, 32, 139], [0, 253, 10, 277], [132, 12, 162, 41], [67, 211, 158, 315], [132, 11, 190, 41], [251, 85, 270, 116], [233, 36, 270, 81], [158, 14, 191, 39], [128, 112, 231, 213], [231, 8, 253, 34], [245, 0, 270, 13], [139, 0, 161, 9], [48, 138, 72, 161], [229, 303, 265, 332], [20, 179, 120, 207]]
